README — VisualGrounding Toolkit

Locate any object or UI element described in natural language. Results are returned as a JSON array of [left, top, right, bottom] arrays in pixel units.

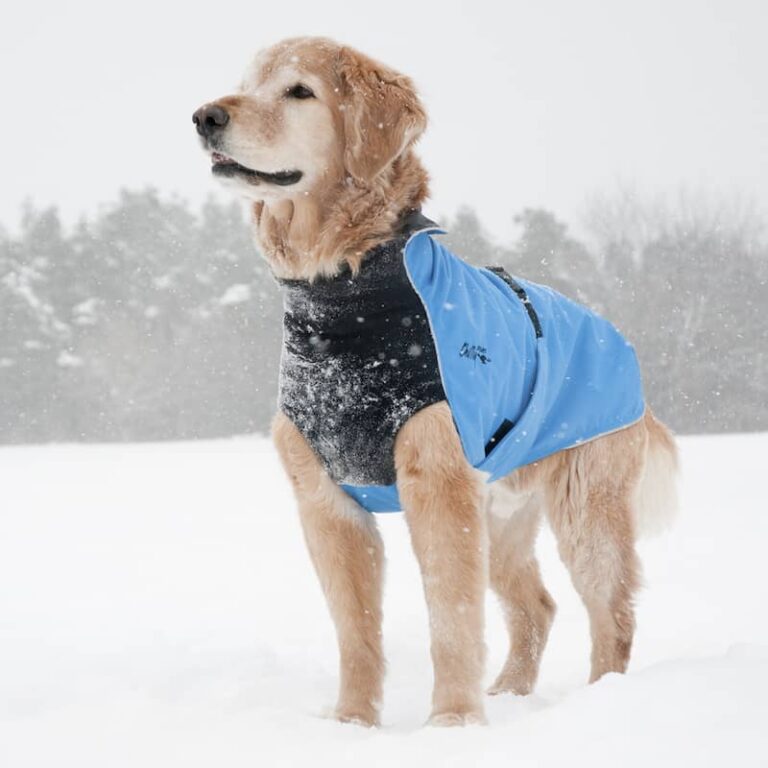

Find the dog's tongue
[[211, 152, 232, 164]]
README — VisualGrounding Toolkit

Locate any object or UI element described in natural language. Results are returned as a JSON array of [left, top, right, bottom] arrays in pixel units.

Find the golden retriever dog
[[193, 36, 678, 727]]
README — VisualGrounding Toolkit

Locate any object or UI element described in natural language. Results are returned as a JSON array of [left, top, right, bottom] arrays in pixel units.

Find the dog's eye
[[285, 84, 315, 100]]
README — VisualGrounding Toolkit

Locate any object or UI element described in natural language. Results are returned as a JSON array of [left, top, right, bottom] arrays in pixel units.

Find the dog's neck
[[252, 149, 429, 281]]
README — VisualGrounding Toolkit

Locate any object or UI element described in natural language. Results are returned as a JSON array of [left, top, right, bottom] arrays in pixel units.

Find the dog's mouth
[[211, 152, 303, 186]]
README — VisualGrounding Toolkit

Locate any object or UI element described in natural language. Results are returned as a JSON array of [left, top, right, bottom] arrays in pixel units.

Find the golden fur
[[196, 36, 679, 728]]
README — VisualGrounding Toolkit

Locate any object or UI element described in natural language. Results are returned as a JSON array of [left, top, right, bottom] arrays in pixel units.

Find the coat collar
[[275, 208, 442, 288]]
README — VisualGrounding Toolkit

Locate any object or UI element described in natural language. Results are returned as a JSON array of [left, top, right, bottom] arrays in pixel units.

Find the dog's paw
[[487, 674, 534, 697], [427, 710, 486, 727], [334, 706, 379, 728]]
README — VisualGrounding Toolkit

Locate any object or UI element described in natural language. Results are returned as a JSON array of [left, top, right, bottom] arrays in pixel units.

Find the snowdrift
[[1, 433, 766, 766]]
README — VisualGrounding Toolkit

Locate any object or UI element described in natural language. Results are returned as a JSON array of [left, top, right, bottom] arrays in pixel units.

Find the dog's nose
[[192, 104, 230, 138]]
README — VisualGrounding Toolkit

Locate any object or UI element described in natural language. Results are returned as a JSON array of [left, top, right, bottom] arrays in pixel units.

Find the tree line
[[1, 188, 766, 444]]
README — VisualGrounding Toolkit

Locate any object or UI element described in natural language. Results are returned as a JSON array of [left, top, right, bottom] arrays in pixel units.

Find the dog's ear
[[336, 47, 427, 184]]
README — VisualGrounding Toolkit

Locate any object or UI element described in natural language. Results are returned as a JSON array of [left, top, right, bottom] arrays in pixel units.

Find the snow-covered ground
[[1, 433, 767, 767]]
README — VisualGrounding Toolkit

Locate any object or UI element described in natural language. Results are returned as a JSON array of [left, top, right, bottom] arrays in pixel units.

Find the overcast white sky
[[2, 0, 767, 242]]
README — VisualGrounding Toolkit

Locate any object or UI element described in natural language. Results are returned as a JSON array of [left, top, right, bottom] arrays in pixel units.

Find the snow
[[56, 350, 83, 368], [218, 284, 252, 306], [1, 433, 767, 767], [72, 298, 100, 325]]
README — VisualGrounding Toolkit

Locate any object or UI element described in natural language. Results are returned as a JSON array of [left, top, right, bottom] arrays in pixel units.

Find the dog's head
[[193, 37, 427, 202]]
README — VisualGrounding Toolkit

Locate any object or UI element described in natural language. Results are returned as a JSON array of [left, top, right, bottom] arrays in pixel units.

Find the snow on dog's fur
[[194, 36, 678, 727]]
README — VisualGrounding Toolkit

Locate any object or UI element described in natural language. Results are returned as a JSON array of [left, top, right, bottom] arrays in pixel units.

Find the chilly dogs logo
[[459, 343, 491, 364]]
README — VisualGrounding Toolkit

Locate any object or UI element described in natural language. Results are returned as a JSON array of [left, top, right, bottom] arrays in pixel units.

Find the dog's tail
[[632, 410, 679, 537]]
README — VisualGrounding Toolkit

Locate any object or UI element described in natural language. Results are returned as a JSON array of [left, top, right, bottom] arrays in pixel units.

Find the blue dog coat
[[278, 214, 644, 513]]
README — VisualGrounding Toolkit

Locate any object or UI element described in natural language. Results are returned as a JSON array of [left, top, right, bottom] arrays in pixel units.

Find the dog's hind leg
[[486, 489, 555, 695], [395, 402, 488, 726], [546, 425, 645, 683], [272, 413, 385, 727]]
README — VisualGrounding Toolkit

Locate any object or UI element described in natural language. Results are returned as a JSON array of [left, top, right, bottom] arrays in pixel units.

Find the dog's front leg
[[395, 402, 487, 726], [272, 413, 385, 727]]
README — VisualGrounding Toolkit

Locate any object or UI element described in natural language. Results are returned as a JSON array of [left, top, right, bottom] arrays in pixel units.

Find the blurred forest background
[[1, 188, 766, 444]]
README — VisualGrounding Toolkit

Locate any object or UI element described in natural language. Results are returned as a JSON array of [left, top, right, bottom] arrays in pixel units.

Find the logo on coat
[[459, 343, 492, 364]]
